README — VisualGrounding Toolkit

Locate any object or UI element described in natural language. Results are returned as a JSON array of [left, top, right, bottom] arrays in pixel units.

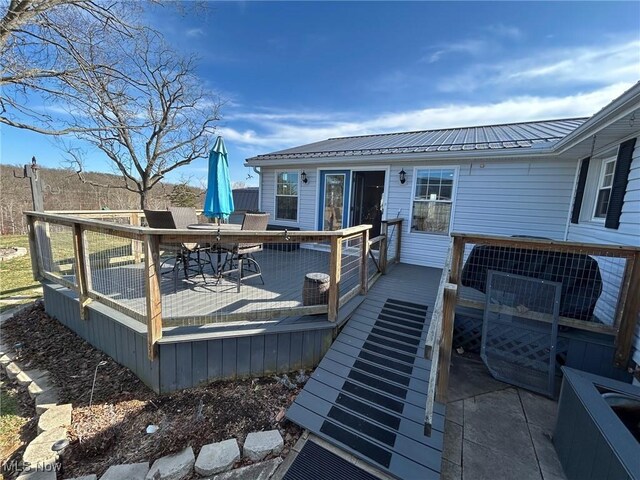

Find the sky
[[2, 1, 639, 187]]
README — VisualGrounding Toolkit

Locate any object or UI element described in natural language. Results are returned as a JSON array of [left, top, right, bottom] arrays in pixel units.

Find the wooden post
[[72, 223, 92, 319], [380, 222, 388, 274], [435, 283, 458, 403], [450, 235, 465, 287], [395, 220, 402, 263], [131, 212, 142, 263], [614, 252, 640, 367], [360, 228, 369, 295], [24, 158, 44, 212], [145, 234, 163, 359], [26, 215, 42, 281], [328, 235, 343, 322]]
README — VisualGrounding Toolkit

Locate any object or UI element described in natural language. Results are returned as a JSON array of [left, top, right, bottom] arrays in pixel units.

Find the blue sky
[[2, 1, 639, 187]]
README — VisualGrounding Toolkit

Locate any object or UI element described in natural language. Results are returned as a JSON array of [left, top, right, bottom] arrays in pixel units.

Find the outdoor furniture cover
[[461, 243, 603, 321]]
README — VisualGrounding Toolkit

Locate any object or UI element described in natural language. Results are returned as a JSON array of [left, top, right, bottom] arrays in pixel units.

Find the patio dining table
[[187, 223, 242, 280]]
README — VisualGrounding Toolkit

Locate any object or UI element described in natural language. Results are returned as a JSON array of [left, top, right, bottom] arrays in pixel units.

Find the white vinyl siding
[[567, 137, 640, 365]]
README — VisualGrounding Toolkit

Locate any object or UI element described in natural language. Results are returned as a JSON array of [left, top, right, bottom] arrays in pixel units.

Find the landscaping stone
[[64, 476, 97, 480], [28, 377, 54, 399], [22, 426, 67, 467], [100, 462, 149, 480], [38, 404, 72, 434], [35, 389, 59, 415], [16, 470, 57, 480], [17, 369, 47, 387], [0, 352, 15, 365], [211, 457, 283, 480], [195, 439, 240, 476], [145, 446, 195, 480], [243, 430, 284, 461], [6, 361, 22, 379]]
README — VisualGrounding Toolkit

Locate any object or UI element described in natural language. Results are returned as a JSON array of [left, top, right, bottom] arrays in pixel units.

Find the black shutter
[[571, 157, 590, 224], [605, 137, 637, 229]]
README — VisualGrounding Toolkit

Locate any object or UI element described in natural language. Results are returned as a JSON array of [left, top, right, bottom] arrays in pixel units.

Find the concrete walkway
[[442, 353, 567, 480]]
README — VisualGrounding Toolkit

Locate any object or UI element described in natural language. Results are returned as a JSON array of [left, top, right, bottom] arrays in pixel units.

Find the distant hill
[[0, 164, 204, 235]]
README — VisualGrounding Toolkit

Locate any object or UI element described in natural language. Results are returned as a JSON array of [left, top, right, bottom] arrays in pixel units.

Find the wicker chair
[[144, 209, 210, 291], [221, 213, 270, 292]]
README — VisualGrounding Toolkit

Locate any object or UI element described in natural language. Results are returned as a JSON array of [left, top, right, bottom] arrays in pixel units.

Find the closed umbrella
[[203, 136, 234, 222]]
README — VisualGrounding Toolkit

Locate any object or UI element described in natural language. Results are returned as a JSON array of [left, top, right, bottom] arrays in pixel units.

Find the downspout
[[253, 166, 262, 211]]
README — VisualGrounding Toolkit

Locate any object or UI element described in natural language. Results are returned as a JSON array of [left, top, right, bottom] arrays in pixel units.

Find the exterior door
[[318, 170, 351, 230]]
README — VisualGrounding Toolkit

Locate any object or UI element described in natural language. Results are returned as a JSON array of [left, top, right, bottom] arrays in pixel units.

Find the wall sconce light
[[301, 171, 308, 184], [399, 169, 406, 184]]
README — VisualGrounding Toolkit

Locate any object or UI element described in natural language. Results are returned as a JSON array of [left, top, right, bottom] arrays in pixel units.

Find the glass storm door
[[319, 170, 351, 230]]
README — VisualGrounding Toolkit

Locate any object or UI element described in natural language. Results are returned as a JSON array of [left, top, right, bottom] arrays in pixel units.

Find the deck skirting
[[42, 282, 335, 393]]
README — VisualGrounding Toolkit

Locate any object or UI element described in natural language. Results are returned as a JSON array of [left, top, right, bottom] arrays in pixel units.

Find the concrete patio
[[443, 353, 567, 480]]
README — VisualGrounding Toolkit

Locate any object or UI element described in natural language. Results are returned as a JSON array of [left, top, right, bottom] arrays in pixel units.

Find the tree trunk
[[139, 190, 148, 210]]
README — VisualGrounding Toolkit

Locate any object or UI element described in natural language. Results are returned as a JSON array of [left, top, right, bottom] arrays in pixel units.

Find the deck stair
[[285, 265, 446, 479]]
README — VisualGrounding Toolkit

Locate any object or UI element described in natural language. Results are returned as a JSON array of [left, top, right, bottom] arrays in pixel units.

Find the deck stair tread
[[286, 266, 445, 480]]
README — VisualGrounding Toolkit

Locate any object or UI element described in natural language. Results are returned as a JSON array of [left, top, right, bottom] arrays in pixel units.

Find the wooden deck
[[85, 246, 365, 324], [285, 264, 446, 480]]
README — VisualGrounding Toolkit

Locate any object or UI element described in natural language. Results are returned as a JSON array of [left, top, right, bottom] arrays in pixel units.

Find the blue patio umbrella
[[203, 136, 234, 221]]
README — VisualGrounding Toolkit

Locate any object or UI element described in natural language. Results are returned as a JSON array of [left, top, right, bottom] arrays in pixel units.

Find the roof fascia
[[552, 83, 640, 154], [244, 145, 557, 167]]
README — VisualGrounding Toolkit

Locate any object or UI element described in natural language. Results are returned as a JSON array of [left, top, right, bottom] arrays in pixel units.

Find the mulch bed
[[2, 302, 303, 479]]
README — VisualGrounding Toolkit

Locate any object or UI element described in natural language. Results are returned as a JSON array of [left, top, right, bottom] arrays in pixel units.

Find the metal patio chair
[[220, 212, 270, 292], [144, 209, 210, 291]]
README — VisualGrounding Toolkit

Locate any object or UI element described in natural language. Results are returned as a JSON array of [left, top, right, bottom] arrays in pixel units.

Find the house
[[246, 82, 640, 374]]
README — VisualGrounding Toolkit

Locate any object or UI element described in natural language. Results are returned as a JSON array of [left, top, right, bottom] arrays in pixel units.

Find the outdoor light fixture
[[399, 169, 406, 184], [301, 171, 308, 184]]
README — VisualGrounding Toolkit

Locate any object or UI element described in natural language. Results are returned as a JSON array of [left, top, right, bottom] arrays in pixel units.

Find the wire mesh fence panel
[[35, 221, 76, 285], [340, 235, 363, 300], [385, 222, 400, 263], [367, 240, 382, 284], [160, 237, 335, 326], [458, 241, 625, 325], [84, 228, 147, 321], [481, 271, 561, 397]]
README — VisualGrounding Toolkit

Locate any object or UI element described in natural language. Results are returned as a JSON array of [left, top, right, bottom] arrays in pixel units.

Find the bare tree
[[2, 1, 221, 208], [66, 28, 221, 208], [1, 0, 144, 134]]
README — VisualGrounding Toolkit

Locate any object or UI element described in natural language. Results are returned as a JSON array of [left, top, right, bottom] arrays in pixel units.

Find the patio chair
[[220, 213, 270, 292], [144, 209, 210, 291], [168, 206, 199, 228]]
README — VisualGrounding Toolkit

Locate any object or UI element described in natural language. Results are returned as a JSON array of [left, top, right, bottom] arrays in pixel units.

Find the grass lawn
[[0, 235, 41, 313]]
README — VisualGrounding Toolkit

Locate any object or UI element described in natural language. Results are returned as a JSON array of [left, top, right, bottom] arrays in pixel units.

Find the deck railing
[[423, 233, 640, 435], [26, 210, 403, 360]]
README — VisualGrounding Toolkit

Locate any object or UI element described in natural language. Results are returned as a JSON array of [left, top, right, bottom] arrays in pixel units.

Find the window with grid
[[593, 158, 616, 219], [411, 168, 455, 234], [276, 171, 299, 221]]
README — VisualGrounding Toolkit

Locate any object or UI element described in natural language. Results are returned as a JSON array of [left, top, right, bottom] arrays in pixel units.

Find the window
[[276, 171, 298, 221], [411, 168, 455, 234], [593, 158, 616, 219]]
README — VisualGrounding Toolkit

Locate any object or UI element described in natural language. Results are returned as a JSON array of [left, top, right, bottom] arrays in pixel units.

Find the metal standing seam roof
[[247, 118, 588, 162]]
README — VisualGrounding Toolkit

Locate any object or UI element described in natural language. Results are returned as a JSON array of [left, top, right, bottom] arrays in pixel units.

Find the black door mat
[[283, 440, 382, 480]]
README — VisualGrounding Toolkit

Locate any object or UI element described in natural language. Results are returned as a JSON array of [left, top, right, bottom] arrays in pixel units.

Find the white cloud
[[425, 39, 489, 63], [223, 82, 635, 160], [484, 24, 523, 39], [425, 24, 522, 63], [186, 28, 204, 38], [438, 39, 640, 92]]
